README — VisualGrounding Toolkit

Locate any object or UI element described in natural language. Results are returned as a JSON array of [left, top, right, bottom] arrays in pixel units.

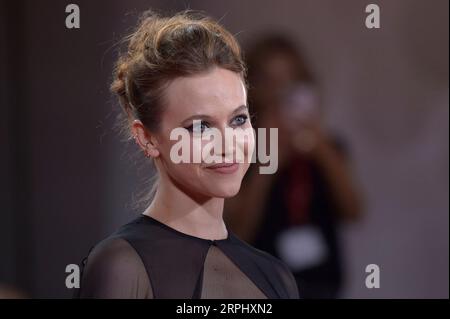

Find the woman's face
[[153, 67, 254, 199]]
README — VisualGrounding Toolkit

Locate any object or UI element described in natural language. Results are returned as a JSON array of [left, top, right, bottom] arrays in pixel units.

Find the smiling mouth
[[205, 162, 239, 174]]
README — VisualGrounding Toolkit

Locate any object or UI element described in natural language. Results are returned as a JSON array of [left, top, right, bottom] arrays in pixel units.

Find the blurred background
[[0, 0, 448, 298]]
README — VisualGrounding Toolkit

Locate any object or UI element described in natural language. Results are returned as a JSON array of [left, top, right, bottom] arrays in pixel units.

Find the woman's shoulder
[[83, 216, 151, 271], [86, 236, 139, 268], [78, 236, 152, 298]]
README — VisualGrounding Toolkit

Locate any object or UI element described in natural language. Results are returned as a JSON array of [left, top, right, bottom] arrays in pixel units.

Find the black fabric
[[76, 214, 299, 299]]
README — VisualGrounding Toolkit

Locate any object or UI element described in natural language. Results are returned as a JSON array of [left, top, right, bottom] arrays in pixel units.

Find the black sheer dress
[[76, 214, 299, 299]]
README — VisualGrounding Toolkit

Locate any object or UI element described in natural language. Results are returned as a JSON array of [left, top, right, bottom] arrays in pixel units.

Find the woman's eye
[[231, 114, 248, 127], [186, 121, 210, 133]]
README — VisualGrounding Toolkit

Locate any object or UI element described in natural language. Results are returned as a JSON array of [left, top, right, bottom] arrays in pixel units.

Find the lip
[[205, 162, 239, 174]]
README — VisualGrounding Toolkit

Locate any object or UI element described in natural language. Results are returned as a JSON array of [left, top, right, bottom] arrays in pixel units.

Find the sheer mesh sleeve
[[78, 237, 153, 299], [272, 258, 300, 299]]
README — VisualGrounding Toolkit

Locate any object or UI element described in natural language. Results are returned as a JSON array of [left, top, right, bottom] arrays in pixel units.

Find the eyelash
[[231, 114, 248, 127], [185, 114, 248, 132]]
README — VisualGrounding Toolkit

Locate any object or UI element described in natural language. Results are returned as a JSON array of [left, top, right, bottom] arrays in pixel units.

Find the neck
[[143, 174, 228, 241]]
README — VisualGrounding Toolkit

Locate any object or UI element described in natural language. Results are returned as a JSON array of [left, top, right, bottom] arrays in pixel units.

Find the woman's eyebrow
[[180, 105, 249, 126], [181, 113, 214, 126], [230, 104, 249, 115]]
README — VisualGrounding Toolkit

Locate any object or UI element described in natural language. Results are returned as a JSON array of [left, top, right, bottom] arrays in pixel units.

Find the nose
[[220, 126, 236, 162]]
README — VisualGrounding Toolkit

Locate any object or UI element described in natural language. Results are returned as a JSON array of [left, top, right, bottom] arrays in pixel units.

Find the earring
[[145, 141, 151, 158]]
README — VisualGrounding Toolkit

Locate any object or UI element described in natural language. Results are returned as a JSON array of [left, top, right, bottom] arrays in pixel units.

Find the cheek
[[240, 161, 251, 178], [158, 138, 204, 180], [156, 127, 250, 197], [173, 163, 203, 183], [235, 126, 255, 163]]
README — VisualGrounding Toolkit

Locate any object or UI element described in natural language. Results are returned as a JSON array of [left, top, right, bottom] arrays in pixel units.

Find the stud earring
[[145, 141, 151, 158]]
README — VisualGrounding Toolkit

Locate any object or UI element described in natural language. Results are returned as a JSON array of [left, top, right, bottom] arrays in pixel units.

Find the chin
[[201, 180, 243, 198], [170, 163, 248, 199], [209, 187, 241, 199], [200, 166, 248, 198]]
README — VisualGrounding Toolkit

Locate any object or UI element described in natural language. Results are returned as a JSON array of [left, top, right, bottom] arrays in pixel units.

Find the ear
[[131, 120, 160, 158]]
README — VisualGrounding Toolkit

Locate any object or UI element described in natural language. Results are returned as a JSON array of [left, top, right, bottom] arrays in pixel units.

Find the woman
[[76, 10, 299, 299]]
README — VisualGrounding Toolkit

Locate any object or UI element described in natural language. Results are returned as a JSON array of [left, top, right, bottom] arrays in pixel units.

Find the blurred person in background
[[225, 35, 364, 299]]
